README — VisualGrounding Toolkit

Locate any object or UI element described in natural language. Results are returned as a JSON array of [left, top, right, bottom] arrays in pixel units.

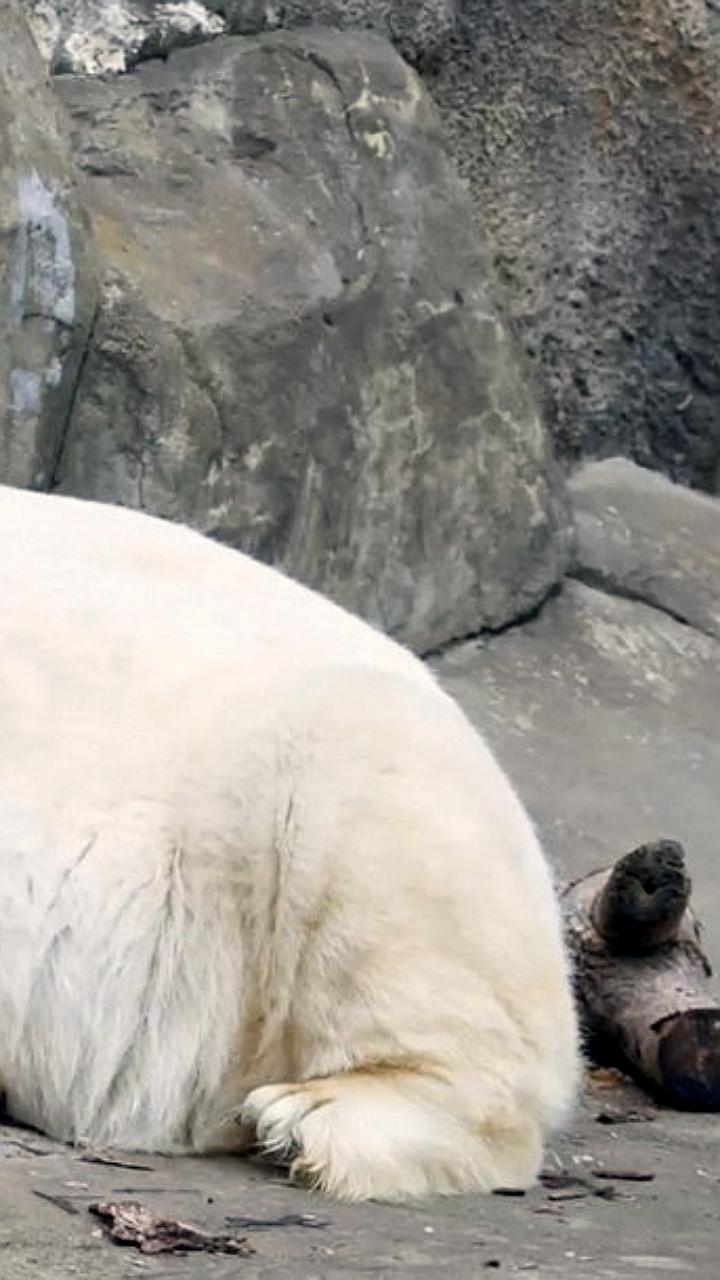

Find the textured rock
[[52, 30, 570, 651], [22, 0, 720, 489], [209, 0, 720, 492], [0, 0, 97, 489], [20, 0, 720, 487], [411, 0, 720, 490], [570, 458, 720, 640], [26, 0, 225, 74], [210, 0, 458, 71]]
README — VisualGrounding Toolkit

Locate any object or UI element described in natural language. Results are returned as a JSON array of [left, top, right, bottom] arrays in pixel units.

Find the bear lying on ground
[[0, 485, 578, 1201]]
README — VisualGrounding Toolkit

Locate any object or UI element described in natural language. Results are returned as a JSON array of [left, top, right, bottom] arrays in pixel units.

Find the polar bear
[[0, 485, 578, 1201]]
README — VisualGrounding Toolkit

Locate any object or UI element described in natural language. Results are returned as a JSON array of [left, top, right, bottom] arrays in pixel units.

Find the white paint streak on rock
[[10, 171, 76, 328], [10, 370, 43, 414], [160, 1, 224, 37], [45, 357, 63, 386], [25, 0, 63, 63]]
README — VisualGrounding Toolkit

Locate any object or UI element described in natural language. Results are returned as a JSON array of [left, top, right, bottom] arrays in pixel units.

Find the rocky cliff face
[[428, 0, 720, 492], [5, 0, 720, 650], [17, 1, 720, 493], [2, 2, 573, 650], [54, 29, 573, 649], [242, 1, 720, 492], [224, 1, 720, 492], [0, 4, 97, 490]]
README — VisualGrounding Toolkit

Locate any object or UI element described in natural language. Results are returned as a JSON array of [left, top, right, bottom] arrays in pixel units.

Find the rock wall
[[430, 0, 720, 491], [186, 0, 720, 491], [0, 3, 97, 489], [1, 2, 573, 651]]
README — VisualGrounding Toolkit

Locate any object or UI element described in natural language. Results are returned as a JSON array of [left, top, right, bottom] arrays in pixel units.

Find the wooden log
[[562, 840, 720, 1109]]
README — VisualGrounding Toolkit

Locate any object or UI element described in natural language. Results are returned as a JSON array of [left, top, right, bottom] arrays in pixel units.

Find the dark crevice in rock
[[568, 566, 720, 643], [298, 46, 377, 292], [421, 580, 564, 661], [126, 27, 222, 73], [426, 557, 720, 662], [47, 302, 100, 493], [48, 8, 227, 78], [173, 324, 230, 457]]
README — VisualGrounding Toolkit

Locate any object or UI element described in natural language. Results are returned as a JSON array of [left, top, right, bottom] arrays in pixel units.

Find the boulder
[[205, 1, 720, 491], [20, 1, 720, 488], [51, 30, 570, 651], [570, 458, 720, 640], [0, 0, 97, 489]]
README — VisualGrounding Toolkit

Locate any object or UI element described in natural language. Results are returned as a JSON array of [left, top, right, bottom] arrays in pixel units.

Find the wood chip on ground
[[89, 1201, 255, 1255]]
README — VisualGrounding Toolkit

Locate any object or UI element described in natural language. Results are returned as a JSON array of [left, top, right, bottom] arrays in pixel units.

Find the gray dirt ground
[[1, 1074, 717, 1279], [2, 564, 719, 1278]]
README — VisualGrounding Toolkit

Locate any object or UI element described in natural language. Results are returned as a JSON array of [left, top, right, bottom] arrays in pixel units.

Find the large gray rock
[[570, 458, 720, 640], [0, 0, 97, 489], [52, 30, 570, 651], [22, 0, 720, 488], [26, 0, 225, 74], [21, 0, 720, 488], [210, 1, 720, 492]]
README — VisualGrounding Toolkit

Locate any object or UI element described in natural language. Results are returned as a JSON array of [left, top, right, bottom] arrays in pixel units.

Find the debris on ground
[[89, 1200, 255, 1255], [539, 1171, 590, 1191], [585, 1067, 632, 1091], [80, 1152, 155, 1171], [33, 1189, 81, 1216], [594, 1107, 655, 1125], [225, 1212, 329, 1231]]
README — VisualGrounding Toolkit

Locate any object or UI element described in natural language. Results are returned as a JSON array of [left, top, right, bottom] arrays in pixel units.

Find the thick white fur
[[0, 485, 579, 1201]]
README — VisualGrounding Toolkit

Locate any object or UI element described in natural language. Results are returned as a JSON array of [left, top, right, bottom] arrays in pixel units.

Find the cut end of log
[[564, 838, 720, 1110], [591, 839, 691, 953], [655, 1008, 720, 1110]]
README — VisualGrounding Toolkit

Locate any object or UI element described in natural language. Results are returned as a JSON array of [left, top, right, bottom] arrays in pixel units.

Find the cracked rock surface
[[0, 0, 98, 490], [50, 29, 570, 651], [135, 0, 720, 491], [19, 1, 720, 489], [570, 457, 720, 641]]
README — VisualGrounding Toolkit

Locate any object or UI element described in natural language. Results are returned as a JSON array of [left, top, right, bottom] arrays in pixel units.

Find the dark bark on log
[[562, 840, 720, 1109]]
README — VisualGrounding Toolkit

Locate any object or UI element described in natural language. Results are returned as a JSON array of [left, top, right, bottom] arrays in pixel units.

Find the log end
[[592, 839, 691, 953], [655, 1008, 720, 1110]]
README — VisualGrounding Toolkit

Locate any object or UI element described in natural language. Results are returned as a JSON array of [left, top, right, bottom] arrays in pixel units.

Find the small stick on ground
[[33, 1189, 81, 1216], [563, 839, 720, 1108], [80, 1153, 155, 1172]]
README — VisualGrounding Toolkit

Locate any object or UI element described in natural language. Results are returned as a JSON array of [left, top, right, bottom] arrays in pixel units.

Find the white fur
[[0, 485, 579, 1200]]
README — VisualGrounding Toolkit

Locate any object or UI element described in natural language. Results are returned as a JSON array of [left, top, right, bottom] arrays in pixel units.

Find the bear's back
[[0, 485, 435, 693]]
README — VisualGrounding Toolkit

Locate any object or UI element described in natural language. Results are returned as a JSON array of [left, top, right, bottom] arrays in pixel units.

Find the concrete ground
[[1, 1072, 717, 1279], [1, 461, 719, 1277]]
